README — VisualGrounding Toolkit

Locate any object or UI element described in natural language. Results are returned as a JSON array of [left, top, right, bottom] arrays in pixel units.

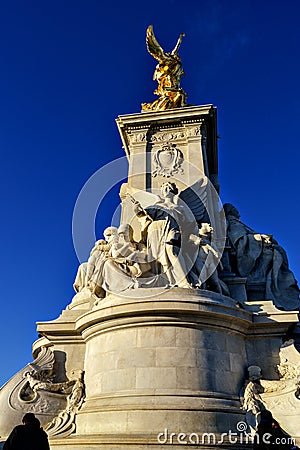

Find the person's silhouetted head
[[22, 413, 40, 427]]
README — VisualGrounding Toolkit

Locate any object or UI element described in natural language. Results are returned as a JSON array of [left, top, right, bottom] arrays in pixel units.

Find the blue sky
[[0, 0, 299, 385]]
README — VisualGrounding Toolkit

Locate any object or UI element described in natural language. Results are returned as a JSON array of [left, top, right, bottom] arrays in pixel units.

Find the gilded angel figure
[[142, 25, 187, 111]]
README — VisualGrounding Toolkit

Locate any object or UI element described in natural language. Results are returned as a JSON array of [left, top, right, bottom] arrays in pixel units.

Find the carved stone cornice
[[116, 105, 216, 161]]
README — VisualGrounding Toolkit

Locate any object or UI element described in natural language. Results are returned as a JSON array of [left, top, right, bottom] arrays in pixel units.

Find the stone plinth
[[30, 288, 298, 449], [116, 105, 219, 192]]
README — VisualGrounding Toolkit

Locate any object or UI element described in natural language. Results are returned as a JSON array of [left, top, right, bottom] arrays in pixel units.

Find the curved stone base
[[73, 288, 251, 443], [48, 433, 252, 449], [26, 287, 298, 447]]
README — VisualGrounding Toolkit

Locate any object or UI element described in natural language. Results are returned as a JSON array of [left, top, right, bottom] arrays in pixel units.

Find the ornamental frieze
[[150, 130, 186, 142]]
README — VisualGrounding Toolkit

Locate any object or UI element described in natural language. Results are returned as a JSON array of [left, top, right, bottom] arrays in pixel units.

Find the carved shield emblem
[[152, 143, 184, 178]]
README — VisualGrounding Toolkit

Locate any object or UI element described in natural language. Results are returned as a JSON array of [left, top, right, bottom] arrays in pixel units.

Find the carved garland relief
[[127, 125, 203, 145]]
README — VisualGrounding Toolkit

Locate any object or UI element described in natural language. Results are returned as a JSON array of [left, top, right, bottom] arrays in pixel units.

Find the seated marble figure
[[100, 223, 150, 293], [73, 226, 118, 296], [224, 203, 300, 310]]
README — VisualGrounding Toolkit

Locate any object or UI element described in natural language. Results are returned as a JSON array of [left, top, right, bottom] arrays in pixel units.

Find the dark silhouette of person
[[3, 412, 50, 450], [253, 410, 297, 450]]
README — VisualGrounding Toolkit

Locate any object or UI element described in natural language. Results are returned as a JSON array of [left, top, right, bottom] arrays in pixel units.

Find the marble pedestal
[[31, 287, 298, 449]]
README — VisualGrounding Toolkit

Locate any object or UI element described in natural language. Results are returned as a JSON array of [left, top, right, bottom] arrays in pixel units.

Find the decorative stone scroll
[[45, 369, 85, 438], [152, 143, 184, 178], [240, 341, 300, 435], [8, 347, 70, 415], [6, 346, 85, 439]]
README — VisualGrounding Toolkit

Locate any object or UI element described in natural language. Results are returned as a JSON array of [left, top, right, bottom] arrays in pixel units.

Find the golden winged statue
[[142, 25, 187, 112]]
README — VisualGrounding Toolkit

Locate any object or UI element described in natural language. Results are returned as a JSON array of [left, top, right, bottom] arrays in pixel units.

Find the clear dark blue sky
[[0, 0, 299, 385]]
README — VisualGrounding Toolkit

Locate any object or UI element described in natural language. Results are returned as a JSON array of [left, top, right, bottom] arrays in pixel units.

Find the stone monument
[[0, 26, 300, 449]]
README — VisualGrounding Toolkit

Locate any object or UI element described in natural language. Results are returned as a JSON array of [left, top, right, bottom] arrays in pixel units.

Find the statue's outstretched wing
[[171, 32, 185, 56], [178, 179, 209, 223], [146, 25, 165, 62]]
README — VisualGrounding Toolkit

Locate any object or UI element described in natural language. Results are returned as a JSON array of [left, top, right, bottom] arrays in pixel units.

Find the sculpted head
[[118, 223, 134, 243], [161, 182, 178, 198], [103, 226, 118, 243]]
